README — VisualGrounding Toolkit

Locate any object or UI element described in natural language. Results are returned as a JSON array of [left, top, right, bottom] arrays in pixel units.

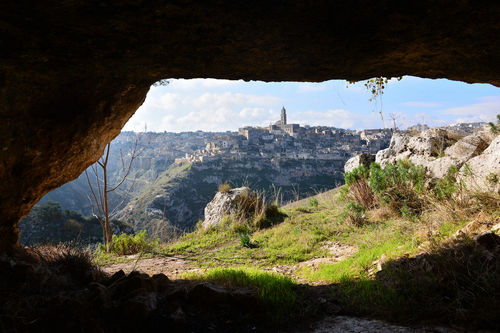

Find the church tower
[[280, 106, 287, 125]]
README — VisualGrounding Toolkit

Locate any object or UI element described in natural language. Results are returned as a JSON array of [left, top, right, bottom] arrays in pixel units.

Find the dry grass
[[349, 178, 376, 210], [218, 183, 232, 193]]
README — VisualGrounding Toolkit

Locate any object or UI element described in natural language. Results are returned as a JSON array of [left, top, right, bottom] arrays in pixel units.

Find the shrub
[[488, 114, 500, 134], [434, 165, 459, 200], [345, 164, 370, 186], [100, 230, 160, 255], [345, 201, 366, 226], [218, 183, 232, 193], [344, 160, 427, 217], [61, 218, 83, 237], [348, 177, 375, 210], [233, 191, 287, 230]]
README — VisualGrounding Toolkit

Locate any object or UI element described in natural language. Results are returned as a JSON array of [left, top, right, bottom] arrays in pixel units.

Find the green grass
[[183, 267, 296, 323]]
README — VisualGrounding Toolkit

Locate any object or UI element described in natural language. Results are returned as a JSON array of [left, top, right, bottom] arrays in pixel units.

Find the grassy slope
[[99, 179, 499, 328], [164, 187, 492, 283]]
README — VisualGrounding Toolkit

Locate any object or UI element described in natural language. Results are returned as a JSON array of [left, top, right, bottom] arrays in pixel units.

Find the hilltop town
[[181, 107, 392, 163]]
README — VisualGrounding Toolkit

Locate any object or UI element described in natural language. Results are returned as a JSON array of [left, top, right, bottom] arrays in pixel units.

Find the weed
[[239, 232, 257, 248]]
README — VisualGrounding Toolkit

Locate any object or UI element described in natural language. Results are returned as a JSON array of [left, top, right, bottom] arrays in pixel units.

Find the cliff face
[[117, 158, 345, 239], [2, 1, 500, 251]]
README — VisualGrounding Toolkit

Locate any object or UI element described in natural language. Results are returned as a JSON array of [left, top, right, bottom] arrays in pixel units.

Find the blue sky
[[123, 76, 500, 132]]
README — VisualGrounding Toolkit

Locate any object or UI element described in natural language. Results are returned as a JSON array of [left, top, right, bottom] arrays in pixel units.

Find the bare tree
[[389, 112, 399, 131], [85, 137, 143, 251]]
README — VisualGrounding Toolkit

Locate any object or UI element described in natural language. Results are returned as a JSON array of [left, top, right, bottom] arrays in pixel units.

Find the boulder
[[202, 187, 250, 229], [426, 156, 458, 179], [344, 153, 375, 173], [460, 135, 500, 193], [445, 134, 489, 163]]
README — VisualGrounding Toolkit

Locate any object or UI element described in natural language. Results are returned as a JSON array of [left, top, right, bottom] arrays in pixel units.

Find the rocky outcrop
[[344, 153, 375, 173], [375, 126, 499, 192], [203, 187, 251, 229], [3, 1, 500, 251], [460, 136, 500, 194], [375, 128, 461, 169]]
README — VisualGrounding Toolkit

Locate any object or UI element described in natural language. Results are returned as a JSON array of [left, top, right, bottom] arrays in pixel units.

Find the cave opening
[[2, 1, 500, 331]]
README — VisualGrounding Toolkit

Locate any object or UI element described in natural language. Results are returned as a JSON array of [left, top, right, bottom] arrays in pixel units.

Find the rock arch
[[1, 1, 500, 251]]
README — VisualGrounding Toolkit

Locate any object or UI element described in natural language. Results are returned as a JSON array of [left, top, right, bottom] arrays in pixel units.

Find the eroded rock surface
[[461, 135, 500, 194], [2, 1, 500, 251], [375, 127, 499, 191], [203, 187, 251, 229]]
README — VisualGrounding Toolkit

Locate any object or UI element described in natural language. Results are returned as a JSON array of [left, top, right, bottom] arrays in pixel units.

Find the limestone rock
[[375, 128, 484, 181], [426, 156, 458, 179], [202, 187, 250, 229], [344, 153, 375, 173], [445, 134, 489, 163], [460, 135, 500, 193]]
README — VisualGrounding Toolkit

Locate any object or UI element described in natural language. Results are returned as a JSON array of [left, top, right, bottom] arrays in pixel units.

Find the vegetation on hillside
[[155, 159, 499, 329]]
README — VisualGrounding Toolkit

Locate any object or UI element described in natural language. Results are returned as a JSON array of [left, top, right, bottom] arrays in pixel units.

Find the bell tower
[[280, 106, 287, 125]]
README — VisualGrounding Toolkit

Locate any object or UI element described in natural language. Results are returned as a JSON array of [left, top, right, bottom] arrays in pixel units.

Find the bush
[[345, 201, 366, 226], [434, 165, 459, 200], [100, 230, 160, 255], [345, 164, 370, 186], [488, 114, 500, 134], [218, 183, 232, 193], [344, 160, 428, 217], [348, 177, 375, 210], [233, 191, 287, 230]]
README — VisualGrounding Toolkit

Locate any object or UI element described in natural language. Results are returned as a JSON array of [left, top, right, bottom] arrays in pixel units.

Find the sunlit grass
[[183, 267, 296, 323]]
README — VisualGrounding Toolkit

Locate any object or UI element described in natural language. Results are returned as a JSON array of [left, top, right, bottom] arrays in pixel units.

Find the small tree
[[85, 137, 143, 251]]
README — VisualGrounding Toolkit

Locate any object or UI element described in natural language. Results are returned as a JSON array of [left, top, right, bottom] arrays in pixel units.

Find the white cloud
[[437, 96, 500, 123], [291, 109, 383, 129], [401, 101, 442, 108], [188, 92, 280, 110], [159, 107, 280, 132]]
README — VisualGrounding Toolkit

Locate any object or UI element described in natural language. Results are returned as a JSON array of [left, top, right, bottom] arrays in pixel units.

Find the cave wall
[[1, 0, 500, 251]]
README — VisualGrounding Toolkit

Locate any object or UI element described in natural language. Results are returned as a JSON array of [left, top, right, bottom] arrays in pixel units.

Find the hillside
[[117, 158, 345, 239], [37, 131, 221, 215]]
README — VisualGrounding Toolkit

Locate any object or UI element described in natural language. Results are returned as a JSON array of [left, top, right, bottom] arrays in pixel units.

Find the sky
[[123, 76, 500, 133]]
